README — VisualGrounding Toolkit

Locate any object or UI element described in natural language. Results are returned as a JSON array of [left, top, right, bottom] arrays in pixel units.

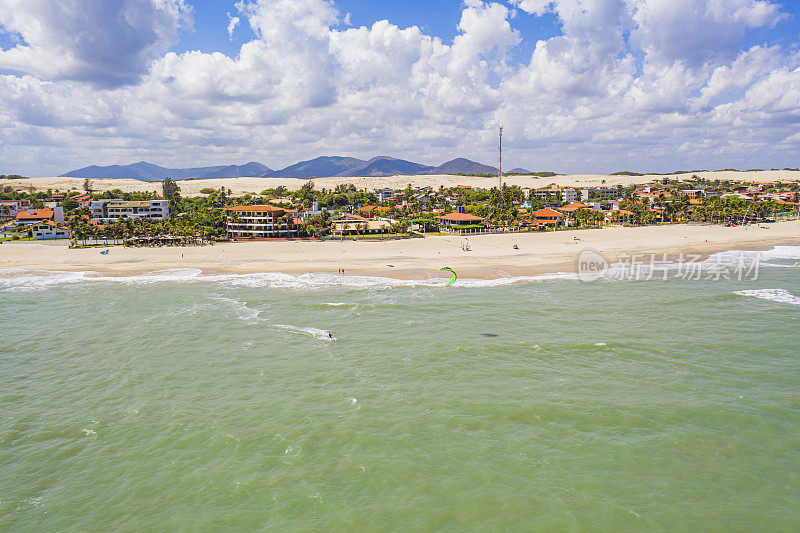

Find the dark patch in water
[[479, 333, 499, 338]]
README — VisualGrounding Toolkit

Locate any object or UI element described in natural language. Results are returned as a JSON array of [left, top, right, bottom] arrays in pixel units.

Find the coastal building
[[29, 221, 70, 240], [531, 185, 561, 200], [330, 213, 393, 235], [69, 193, 93, 205], [225, 205, 298, 238], [15, 207, 62, 226], [530, 207, 564, 226], [376, 188, 395, 201], [435, 211, 484, 230], [88, 199, 169, 221], [561, 187, 582, 203], [556, 203, 592, 226], [557, 202, 592, 213], [590, 187, 618, 200], [1, 199, 30, 218]]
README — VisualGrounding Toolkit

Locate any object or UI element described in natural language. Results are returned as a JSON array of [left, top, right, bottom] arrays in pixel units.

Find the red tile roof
[[225, 205, 285, 213], [557, 202, 591, 212], [436, 212, 484, 222], [16, 208, 54, 220], [531, 208, 563, 218]]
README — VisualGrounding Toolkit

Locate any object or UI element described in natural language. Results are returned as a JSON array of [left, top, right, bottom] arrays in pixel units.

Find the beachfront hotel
[[88, 199, 169, 221], [225, 205, 299, 239]]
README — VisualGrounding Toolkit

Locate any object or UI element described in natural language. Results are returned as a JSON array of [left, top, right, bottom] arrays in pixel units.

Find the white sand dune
[[5, 170, 799, 197]]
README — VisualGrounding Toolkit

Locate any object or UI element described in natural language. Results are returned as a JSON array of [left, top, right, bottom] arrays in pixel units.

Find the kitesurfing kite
[[440, 267, 457, 286]]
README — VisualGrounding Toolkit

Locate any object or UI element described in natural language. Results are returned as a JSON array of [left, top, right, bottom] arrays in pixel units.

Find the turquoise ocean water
[[1, 246, 799, 530]]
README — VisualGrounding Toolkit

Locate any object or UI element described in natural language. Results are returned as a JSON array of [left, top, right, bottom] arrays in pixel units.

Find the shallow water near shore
[[2, 246, 800, 530]]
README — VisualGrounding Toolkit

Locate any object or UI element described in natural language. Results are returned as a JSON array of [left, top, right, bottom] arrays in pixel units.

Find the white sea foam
[[595, 245, 800, 280], [210, 295, 263, 323], [274, 324, 333, 341], [2, 245, 798, 292], [757, 245, 800, 261], [0, 269, 90, 292], [0, 268, 577, 292], [734, 289, 800, 307], [209, 271, 579, 290]]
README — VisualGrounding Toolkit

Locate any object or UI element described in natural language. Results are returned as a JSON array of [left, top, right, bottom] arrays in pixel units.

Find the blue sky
[[1, 0, 799, 176], [172, 0, 565, 65], [174, 0, 799, 67]]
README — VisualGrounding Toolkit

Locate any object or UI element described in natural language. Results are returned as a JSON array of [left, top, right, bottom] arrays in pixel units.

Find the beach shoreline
[[1, 221, 798, 279]]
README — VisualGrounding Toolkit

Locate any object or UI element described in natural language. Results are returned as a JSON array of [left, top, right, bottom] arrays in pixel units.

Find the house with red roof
[[15, 208, 55, 226], [29, 220, 70, 240], [435, 209, 484, 233], [530, 207, 564, 226], [557, 202, 592, 213], [224, 205, 298, 238]]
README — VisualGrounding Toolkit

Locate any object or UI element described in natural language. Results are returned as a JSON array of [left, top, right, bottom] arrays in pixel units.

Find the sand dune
[[4, 170, 799, 197]]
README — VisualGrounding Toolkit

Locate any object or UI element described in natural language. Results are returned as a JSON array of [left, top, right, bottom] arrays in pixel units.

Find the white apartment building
[[0, 199, 30, 218], [532, 186, 582, 202], [88, 199, 169, 221], [589, 187, 619, 200], [225, 205, 298, 238], [30, 221, 70, 240], [376, 188, 395, 201]]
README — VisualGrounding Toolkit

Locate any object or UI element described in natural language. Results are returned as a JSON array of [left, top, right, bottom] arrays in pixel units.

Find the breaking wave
[[1, 246, 798, 292], [0, 268, 577, 292], [274, 324, 333, 341], [734, 289, 800, 307]]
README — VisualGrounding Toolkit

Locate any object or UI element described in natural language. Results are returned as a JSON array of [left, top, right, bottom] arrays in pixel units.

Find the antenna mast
[[498, 125, 503, 189]]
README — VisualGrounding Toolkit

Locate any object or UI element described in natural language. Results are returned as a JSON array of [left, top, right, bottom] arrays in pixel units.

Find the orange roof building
[[16, 208, 54, 223], [224, 205, 298, 239], [557, 202, 592, 213], [530, 208, 563, 225], [435, 212, 484, 225]]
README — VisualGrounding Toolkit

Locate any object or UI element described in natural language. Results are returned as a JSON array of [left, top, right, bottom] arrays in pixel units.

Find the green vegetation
[[504, 171, 559, 177], [162, 178, 181, 201], [1, 170, 797, 245], [610, 171, 644, 176]]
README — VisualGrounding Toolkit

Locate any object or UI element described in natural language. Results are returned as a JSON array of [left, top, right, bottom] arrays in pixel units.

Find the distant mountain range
[[60, 161, 273, 181], [60, 156, 501, 181]]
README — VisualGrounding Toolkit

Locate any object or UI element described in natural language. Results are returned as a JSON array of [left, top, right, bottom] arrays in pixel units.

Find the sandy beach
[[5, 169, 800, 197], [2, 222, 798, 278]]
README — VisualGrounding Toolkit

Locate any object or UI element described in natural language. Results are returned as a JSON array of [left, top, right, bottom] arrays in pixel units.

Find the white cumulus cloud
[[0, 0, 798, 176], [0, 0, 190, 88]]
